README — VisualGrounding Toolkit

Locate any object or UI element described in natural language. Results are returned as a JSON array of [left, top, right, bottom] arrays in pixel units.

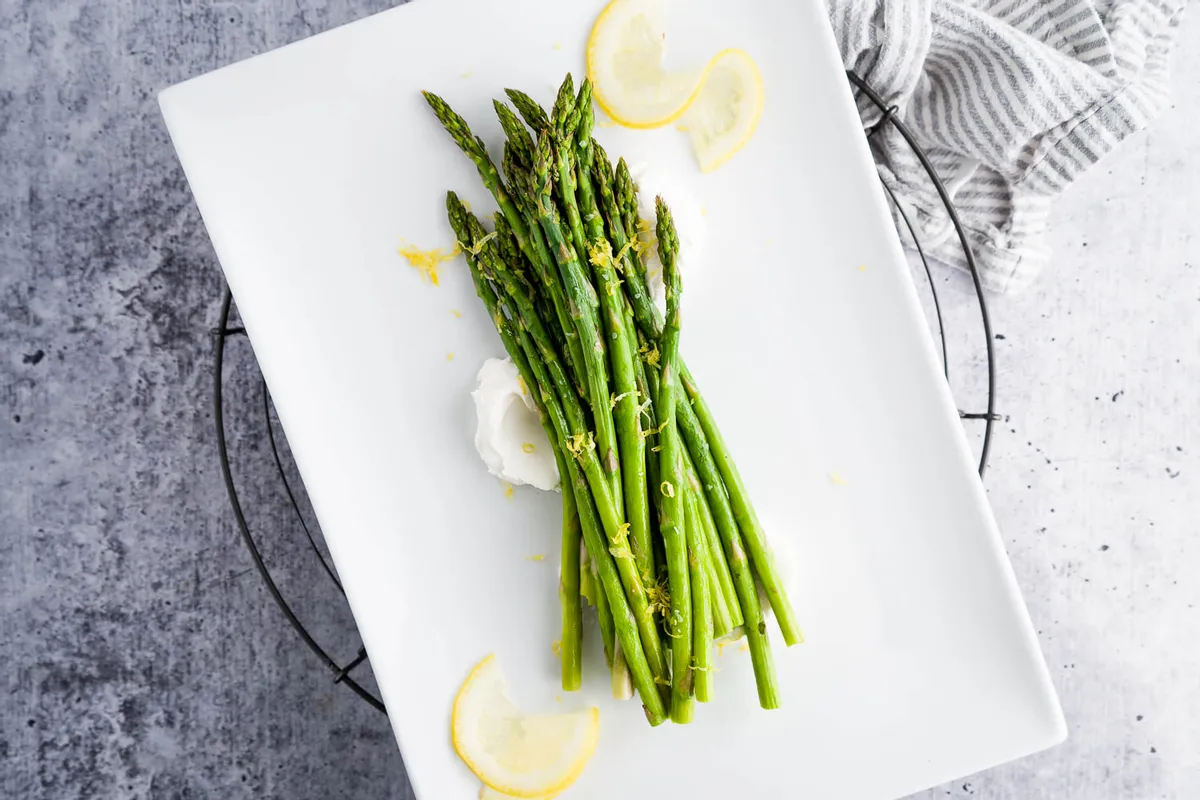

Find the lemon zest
[[526, 554, 546, 562], [447, 352, 455, 361], [522, 442, 536, 454], [398, 241, 460, 286], [451, 309, 463, 318], [641, 420, 666, 440], [609, 544, 633, 561], [503, 483, 515, 500], [830, 472, 848, 486], [645, 578, 671, 618], [552, 640, 562, 658], [660, 481, 675, 498], [565, 432, 596, 457], [462, 231, 497, 256], [611, 390, 637, 408], [588, 239, 613, 268]]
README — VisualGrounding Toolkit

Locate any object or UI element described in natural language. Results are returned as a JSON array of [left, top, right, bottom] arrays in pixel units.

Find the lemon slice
[[479, 787, 556, 800], [587, 0, 707, 129], [453, 655, 599, 798], [678, 48, 765, 172]]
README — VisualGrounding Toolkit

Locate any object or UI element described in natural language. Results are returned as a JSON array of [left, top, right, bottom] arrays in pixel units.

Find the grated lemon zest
[[522, 442, 536, 454], [398, 241, 460, 286], [450, 309, 463, 318], [829, 472, 848, 486], [552, 639, 562, 658], [641, 420, 666, 440], [565, 432, 596, 457], [516, 376, 528, 396], [447, 352, 455, 361], [588, 240, 614, 268], [462, 231, 497, 256], [504, 483, 515, 500], [611, 390, 636, 409], [645, 579, 671, 618], [609, 544, 633, 561], [661, 481, 676, 499], [526, 554, 546, 562]]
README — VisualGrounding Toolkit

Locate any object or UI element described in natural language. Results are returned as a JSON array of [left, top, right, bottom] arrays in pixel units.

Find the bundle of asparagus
[[424, 74, 801, 726]]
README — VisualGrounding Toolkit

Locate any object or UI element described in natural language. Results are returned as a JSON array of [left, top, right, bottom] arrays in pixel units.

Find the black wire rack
[[210, 70, 999, 716]]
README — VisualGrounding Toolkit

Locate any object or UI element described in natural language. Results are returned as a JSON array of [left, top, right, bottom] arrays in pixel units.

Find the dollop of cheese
[[472, 358, 559, 492]]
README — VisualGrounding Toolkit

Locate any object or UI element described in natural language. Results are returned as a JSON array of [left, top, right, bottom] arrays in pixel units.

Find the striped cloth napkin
[[829, 0, 1185, 293]]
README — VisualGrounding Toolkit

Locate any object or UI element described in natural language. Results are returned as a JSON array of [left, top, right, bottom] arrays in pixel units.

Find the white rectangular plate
[[160, 1, 1065, 797]]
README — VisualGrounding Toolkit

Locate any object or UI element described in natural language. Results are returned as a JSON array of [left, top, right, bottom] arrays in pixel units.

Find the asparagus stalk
[[423, 90, 588, 402], [674, 388, 779, 708], [494, 100, 535, 171], [608, 156, 803, 648], [461, 202, 664, 723], [573, 83, 654, 587], [550, 75, 591, 269], [472, 190, 669, 700], [523, 324, 665, 724], [532, 132, 623, 516], [504, 88, 551, 132], [683, 446, 742, 636], [447, 192, 583, 691], [654, 199, 693, 724], [686, 487, 714, 703], [681, 371, 803, 647], [557, 447, 584, 691]]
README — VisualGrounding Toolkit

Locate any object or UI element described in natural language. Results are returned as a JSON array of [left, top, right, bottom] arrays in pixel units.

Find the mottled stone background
[[1, 1, 1197, 798]]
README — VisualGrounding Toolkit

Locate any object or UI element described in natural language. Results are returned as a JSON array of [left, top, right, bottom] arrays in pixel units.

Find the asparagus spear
[[504, 87, 551, 132], [423, 90, 588, 403], [550, 75, 590, 267], [447, 191, 583, 691], [608, 155, 803, 648], [681, 371, 803, 647], [494, 100, 535, 170], [557, 449, 584, 691], [674, 388, 779, 708], [458, 200, 664, 721], [520, 312, 666, 725], [471, 191, 669, 699], [654, 199, 693, 723], [683, 446, 742, 636], [686, 487, 714, 703], [573, 83, 655, 588], [550, 73, 577, 133], [532, 132, 623, 513]]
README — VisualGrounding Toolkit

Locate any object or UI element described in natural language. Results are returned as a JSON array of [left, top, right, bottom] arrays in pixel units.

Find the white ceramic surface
[[159, 0, 1066, 797]]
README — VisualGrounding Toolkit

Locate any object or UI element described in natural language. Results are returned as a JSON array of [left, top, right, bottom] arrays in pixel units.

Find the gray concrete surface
[[1, 1, 1197, 798]]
